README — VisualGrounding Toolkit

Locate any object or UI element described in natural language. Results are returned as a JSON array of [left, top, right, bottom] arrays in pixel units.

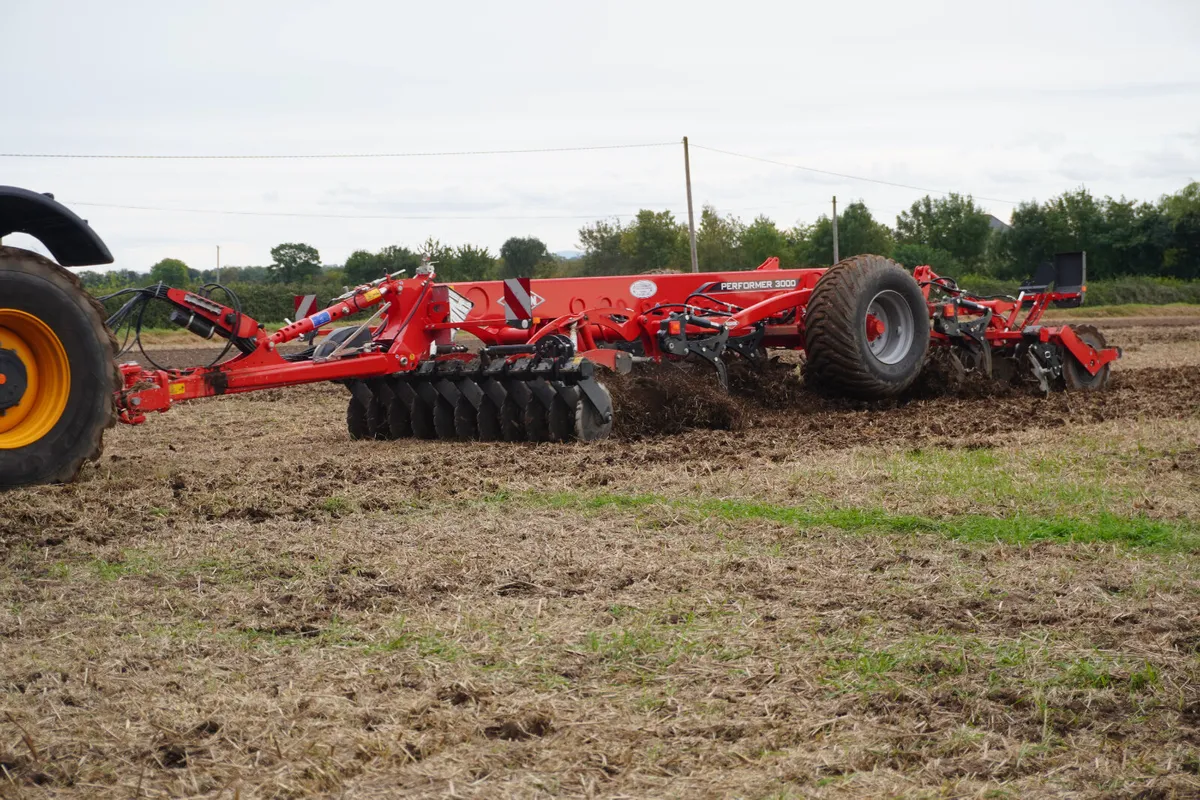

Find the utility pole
[[683, 136, 699, 273], [831, 196, 839, 264], [216, 245, 221, 284]]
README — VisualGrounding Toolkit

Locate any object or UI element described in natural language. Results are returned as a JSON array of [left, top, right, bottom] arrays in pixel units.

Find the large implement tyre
[[0, 247, 118, 487], [804, 254, 930, 400]]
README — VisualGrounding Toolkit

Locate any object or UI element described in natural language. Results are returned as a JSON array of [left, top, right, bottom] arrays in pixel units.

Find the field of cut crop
[[2, 317, 1199, 798]]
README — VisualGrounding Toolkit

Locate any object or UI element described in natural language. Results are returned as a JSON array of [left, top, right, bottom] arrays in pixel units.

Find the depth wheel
[[1063, 324, 1112, 391], [575, 382, 614, 442], [0, 247, 118, 487]]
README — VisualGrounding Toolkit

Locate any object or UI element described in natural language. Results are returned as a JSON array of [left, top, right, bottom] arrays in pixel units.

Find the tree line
[[80, 181, 1200, 298]]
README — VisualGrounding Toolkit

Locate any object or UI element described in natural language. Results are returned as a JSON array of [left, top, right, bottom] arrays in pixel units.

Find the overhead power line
[[67, 198, 837, 221], [68, 201, 656, 221], [3, 136, 1020, 205], [690, 144, 1021, 205], [0, 142, 677, 160]]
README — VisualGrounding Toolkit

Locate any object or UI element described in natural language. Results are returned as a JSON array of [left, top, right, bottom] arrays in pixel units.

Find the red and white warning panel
[[293, 294, 320, 342], [503, 278, 533, 323], [294, 294, 319, 319]]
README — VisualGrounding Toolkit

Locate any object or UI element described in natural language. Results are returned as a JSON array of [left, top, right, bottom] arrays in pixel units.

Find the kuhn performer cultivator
[[1, 187, 1121, 487]]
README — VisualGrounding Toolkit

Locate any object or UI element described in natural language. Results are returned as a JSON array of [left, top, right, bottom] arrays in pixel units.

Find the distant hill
[[554, 250, 584, 260]]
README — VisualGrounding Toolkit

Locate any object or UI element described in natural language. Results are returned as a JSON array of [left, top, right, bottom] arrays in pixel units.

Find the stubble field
[[2, 316, 1199, 798]]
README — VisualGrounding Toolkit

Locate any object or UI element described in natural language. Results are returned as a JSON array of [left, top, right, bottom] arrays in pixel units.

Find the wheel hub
[[0, 348, 28, 414], [865, 314, 885, 342], [865, 290, 915, 365], [0, 310, 71, 449]]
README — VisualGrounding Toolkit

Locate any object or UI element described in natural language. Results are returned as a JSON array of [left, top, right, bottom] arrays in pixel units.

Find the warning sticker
[[447, 288, 473, 324], [310, 310, 332, 328], [362, 288, 382, 303], [169, 382, 187, 397]]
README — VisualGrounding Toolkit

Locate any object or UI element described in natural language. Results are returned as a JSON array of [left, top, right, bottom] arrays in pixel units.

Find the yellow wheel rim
[[0, 309, 71, 449]]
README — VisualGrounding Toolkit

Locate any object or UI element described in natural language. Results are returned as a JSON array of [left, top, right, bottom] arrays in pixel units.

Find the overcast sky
[[4, 0, 1199, 272]]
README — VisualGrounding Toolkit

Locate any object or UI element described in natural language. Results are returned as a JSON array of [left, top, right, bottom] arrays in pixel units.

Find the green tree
[[378, 245, 422, 276], [992, 188, 1123, 280], [578, 218, 628, 276], [420, 237, 455, 275], [268, 243, 322, 284], [800, 202, 894, 266], [890, 242, 964, 274], [620, 210, 686, 272], [343, 250, 380, 285], [895, 194, 992, 268], [1162, 182, 1200, 280], [344, 245, 422, 285], [149, 257, 190, 286], [200, 265, 271, 284], [444, 244, 496, 282], [696, 206, 744, 271], [740, 215, 791, 268], [1096, 198, 1169, 279], [499, 236, 550, 279]]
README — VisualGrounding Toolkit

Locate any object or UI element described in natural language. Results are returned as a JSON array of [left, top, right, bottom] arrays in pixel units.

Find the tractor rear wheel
[[804, 254, 929, 400], [0, 247, 118, 488]]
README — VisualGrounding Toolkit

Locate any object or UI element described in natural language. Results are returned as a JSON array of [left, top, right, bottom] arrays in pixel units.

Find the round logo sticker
[[630, 279, 658, 299]]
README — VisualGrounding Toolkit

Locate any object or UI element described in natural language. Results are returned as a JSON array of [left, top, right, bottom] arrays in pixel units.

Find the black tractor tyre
[[0, 247, 119, 488], [804, 255, 930, 400]]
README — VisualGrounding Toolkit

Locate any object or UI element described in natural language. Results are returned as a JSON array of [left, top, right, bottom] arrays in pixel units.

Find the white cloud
[[4, 0, 1199, 271]]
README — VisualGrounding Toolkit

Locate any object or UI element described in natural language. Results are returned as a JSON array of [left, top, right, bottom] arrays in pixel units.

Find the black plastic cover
[[0, 186, 114, 267]]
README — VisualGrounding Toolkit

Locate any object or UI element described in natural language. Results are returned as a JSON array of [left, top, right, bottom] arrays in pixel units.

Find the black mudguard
[[0, 186, 113, 267]]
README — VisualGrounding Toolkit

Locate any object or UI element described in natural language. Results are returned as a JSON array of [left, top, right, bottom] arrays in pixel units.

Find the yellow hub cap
[[0, 309, 70, 449]]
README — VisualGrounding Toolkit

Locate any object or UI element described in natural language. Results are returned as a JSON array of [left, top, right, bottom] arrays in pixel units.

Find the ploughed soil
[[1, 318, 1195, 797]]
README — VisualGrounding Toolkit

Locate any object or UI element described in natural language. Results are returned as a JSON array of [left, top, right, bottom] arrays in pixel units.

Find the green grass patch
[[874, 445, 1132, 515], [490, 491, 1198, 551], [820, 633, 1165, 699]]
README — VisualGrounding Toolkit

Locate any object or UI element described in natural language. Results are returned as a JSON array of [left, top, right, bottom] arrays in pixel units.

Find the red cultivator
[[109, 252, 1120, 443], [0, 185, 1121, 486]]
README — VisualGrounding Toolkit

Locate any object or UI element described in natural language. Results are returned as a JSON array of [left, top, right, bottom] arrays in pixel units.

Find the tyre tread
[[804, 254, 929, 399], [0, 246, 118, 485]]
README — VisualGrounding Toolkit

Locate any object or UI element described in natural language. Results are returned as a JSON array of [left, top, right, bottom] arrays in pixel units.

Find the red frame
[[116, 260, 1120, 424]]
